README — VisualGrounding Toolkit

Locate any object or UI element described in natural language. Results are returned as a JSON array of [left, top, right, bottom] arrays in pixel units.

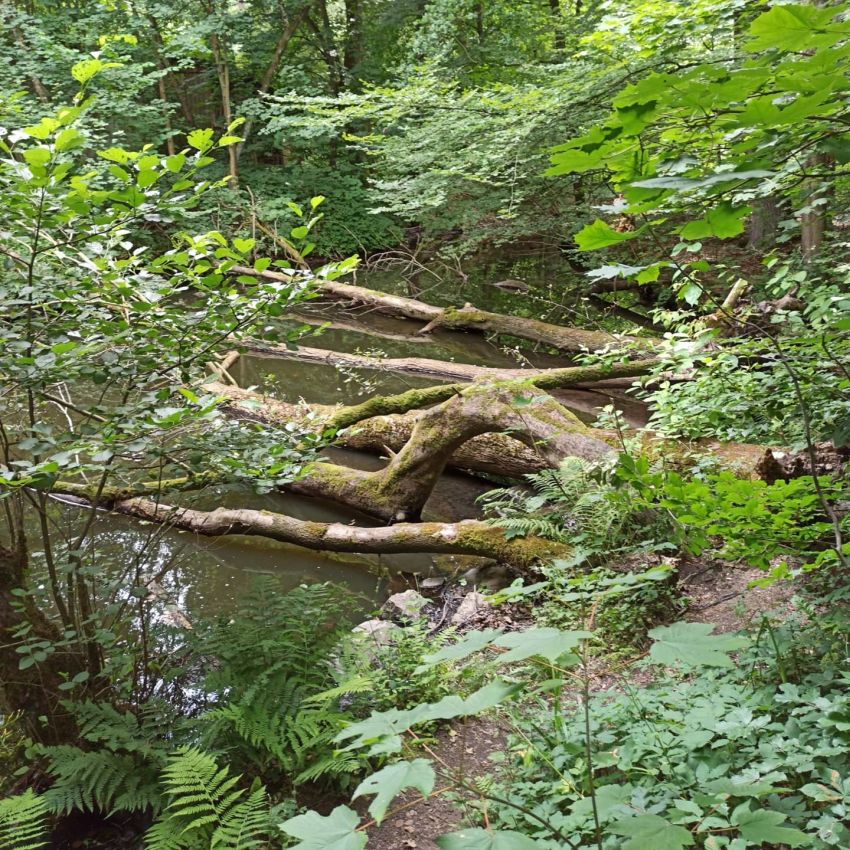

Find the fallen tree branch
[[242, 340, 660, 389], [230, 265, 659, 354], [111, 498, 571, 571]]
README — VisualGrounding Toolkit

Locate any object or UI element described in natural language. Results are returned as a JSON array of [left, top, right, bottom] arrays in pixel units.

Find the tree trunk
[[209, 20, 238, 187], [801, 152, 831, 263], [236, 6, 306, 161], [0, 530, 81, 744], [209, 381, 781, 482], [747, 196, 780, 251]]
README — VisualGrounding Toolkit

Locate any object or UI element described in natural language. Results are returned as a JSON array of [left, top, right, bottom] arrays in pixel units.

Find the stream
[[57, 262, 646, 623]]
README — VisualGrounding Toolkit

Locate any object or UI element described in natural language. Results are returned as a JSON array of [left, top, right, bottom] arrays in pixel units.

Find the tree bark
[[236, 6, 306, 161], [209, 381, 780, 482], [231, 265, 659, 354]]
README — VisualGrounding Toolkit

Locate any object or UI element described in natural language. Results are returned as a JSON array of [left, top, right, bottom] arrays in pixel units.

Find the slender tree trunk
[[208, 18, 238, 187], [12, 26, 48, 102], [801, 152, 832, 263], [236, 6, 306, 161], [549, 0, 565, 50]]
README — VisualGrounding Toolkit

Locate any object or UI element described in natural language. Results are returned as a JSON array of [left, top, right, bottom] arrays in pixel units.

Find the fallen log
[[242, 340, 658, 390], [110, 499, 571, 571], [209, 381, 780, 482], [231, 265, 659, 354]]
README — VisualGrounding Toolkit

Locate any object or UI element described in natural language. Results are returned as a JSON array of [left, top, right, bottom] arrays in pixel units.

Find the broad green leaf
[[336, 681, 519, 754], [352, 759, 435, 824], [494, 628, 590, 664], [609, 814, 694, 850], [279, 805, 366, 850], [23, 148, 51, 167], [233, 238, 255, 254], [747, 4, 848, 51], [72, 58, 103, 84], [165, 154, 186, 173], [187, 128, 214, 151], [730, 804, 811, 846], [648, 622, 748, 668], [679, 203, 750, 240], [575, 219, 643, 251], [435, 828, 544, 849], [416, 629, 502, 671]]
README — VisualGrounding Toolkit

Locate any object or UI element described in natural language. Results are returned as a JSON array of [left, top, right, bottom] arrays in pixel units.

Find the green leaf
[[417, 629, 502, 670], [679, 203, 750, 240], [187, 129, 214, 151], [279, 805, 366, 850], [648, 622, 748, 668], [575, 219, 644, 251], [291, 225, 310, 240], [23, 148, 51, 167], [494, 627, 591, 664], [72, 58, 104, 84], [165, 154, 186, 173], [747, 4, 847, 51], [609, 814, 695, 850], [217, 135, 242, 146], [730, 804, 811, 846], [353, 759, 435, 824], [233, 238, 255, 254], [435, 828, 544, 849]]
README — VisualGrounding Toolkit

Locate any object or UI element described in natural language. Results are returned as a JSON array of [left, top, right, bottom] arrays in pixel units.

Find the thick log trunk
[[231, 265, 659, 354], [297, 384, 610, 521], [210, 381, 779, 482]]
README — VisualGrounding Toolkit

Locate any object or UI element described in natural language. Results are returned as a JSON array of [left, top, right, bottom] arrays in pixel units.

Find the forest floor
[[363, 558, 797, 849]]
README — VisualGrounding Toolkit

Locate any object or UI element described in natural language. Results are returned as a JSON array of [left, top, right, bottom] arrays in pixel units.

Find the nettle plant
[[0, 61, 354, 742]]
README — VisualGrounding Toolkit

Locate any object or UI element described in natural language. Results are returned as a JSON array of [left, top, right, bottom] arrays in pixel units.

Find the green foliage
[[193, 580, 363, 788], [617, 454, 845, 578], [478, 458, 621, 546], [0, 790, 48, 850], [38, 700, 177, 815]]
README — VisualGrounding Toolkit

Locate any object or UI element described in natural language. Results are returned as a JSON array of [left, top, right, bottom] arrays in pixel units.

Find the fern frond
[[147, 749, 270, 850], [0, 790, 48, 850], [211, 787, 267, 850]]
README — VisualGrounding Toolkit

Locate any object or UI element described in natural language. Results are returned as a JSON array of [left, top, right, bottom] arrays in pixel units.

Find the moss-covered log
[[211, 381, 780, 482]]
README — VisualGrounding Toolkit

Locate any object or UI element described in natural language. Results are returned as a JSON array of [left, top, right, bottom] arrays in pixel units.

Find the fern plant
[[37, 699, 179, 816], [191, 580, 363, 789], [0, 790, 48, 850], [145, 748, 269, 850], [478, 457, 621, 546]]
